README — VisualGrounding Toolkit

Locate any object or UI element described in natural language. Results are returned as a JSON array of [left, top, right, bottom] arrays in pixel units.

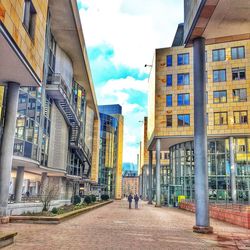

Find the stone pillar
[[155, 139, 161, 207], [14, 167, 24, 203], [229, 137, 237, 203], [139, 174, 143, 197], [35, 181, 39, 195], [0, 83, 20, 218], [193, 37, 213, 234], [148, 150, 153, 204], [143, 166, 147, 200]]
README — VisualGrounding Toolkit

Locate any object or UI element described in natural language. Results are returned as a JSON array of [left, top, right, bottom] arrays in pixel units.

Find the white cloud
[[97, 77, 147, 163], [79, 0, 183, 71], [78, 0, 184, 164]]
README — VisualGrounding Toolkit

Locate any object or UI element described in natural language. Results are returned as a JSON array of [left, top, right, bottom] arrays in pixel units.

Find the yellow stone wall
[[91, 118, 100, 183], [114, 114, 124, 200], [140, 116, 169, 171], [0, 0, 48, 81], [148, 40, 250, 142]]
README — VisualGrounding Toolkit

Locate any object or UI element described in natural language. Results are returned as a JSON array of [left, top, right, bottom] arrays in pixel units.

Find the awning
[[0, 22, 41, 86]]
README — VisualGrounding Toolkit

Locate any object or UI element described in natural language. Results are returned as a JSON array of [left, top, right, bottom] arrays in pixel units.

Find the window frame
[[233, 111, 248, 124], [214, 112, 228, 125], [232, 88, 247, 102], [213, 90, 227, 104], [177, 73, 190, 85], [213, 69, 227, 82], [212, 48, 226, 62], [166, 95, 172, 107], [177, 114, 190, 127], [166, 74, 172, 87], [177, 53, 189, 66], [166, 55, 172, 67], [231, 46, 245, 60], [166, 115, 172, 127], [177, 93, 190, 106], [23, 0, 37, 40], [232, 67, 246, 81]]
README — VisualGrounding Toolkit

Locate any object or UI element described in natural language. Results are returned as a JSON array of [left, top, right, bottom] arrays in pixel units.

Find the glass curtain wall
[[14, 87, 48, 162], [99, 113, 118, 198], [169, 138, 250, 204]]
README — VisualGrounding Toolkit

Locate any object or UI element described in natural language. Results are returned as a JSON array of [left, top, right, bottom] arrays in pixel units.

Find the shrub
[[84, 195, 91, 204], [72, 195, 81, 205], [101, 194, 109, 201], [51, 207, 58, 214], [90, 195, 96, 203]]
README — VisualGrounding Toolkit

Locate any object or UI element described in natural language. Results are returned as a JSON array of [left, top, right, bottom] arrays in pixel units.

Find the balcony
[[46, 73, 80, 127], [70, 137, 92, 178]]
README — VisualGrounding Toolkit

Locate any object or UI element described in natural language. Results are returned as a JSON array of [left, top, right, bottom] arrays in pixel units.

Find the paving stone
[[1, 200, 249, 250]]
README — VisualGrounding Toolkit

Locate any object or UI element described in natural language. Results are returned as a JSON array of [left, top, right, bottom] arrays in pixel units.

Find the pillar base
[[148, 201, 153, 205], [155, 204, 161, 208], [0, 216, 10, 224], [193, 225, 213, 234]]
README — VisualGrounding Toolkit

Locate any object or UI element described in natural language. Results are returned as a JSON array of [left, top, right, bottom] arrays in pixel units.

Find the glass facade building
[[99, 113, 118, 198], [165, 138, 250, 205]]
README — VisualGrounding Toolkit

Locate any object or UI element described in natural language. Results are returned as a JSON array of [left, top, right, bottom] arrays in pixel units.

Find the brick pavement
[[1, 200, 250, 250]]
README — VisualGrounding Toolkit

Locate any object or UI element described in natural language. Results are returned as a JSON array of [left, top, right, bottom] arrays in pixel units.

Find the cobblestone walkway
[[1, 200, 250, 250]]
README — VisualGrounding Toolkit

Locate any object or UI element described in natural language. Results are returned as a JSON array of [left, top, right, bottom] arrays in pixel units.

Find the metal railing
[[47, 73, 72, 101]]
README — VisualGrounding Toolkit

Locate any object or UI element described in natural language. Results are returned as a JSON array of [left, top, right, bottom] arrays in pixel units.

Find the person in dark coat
[[134, 194, 139, 209], [128, 193, 133, 209]]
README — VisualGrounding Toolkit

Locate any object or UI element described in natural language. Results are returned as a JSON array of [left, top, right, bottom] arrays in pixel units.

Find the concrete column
[[193, 37, 213, 234], [0, 83, 20, 217], [14, 167, 24, 203], [229, 137, 236, 203], [143, 167, 147, 200], [148, 151, 153, 204], [155, 139, 161, 207], [139, 174, 143, 197], [35, 181, 39, 195], [40, 172, 48, 194]]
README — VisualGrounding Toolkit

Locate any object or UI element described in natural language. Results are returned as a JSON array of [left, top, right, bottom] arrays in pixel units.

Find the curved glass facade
[[99, 113, 118, 198], [169, 137, 250, 204]]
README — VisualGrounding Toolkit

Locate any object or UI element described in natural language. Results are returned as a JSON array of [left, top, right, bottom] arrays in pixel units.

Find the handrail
[[47, 73, 71, 101]]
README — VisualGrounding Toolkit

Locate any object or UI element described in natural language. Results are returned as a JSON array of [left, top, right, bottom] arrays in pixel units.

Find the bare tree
[[40, 182, 60, 211]]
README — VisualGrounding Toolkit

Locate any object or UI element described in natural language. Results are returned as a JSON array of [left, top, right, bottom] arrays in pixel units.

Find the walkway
[[1, 200, 250, 249]]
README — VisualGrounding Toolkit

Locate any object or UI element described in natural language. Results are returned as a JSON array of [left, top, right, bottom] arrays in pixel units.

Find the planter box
[[179, 201, 250, 229], [0, 232, 17, 248], [10, 200, 113, 224]]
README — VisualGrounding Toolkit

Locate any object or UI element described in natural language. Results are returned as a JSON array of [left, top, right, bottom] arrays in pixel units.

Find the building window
[[213, 90, 227, 103], [177, 114, 190, 127], [166, 55, 172, 67], [177, 73, 190, 85], [23, 0, 37, 39], [213, 69, 226, 82], [234, 111, 248, 124], [212, 49, 225, 62], [166, 95, 172, 107], [166, 75, 172, 86], [177, 93, 190, 106], [231, 46, 245, 60], [233, 89, 247, 102], [232, 68, 246, 80], [164, 152, 169, 160], [214, 112, 227, 125], [177, 53, 189, 65], [166, 115, 172, 127]]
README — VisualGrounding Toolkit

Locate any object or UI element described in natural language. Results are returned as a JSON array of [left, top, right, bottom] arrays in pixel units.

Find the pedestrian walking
[[128, 193, 133, 209], [134, 194, 139, 209]]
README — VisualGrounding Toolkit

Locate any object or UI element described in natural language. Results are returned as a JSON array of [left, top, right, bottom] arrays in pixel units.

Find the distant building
[[122, 176, 139, 197], [98, 104, 124, 199]]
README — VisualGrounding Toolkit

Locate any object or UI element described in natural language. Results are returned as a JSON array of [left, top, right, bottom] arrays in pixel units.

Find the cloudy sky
[[77, 0, 184, 165]]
